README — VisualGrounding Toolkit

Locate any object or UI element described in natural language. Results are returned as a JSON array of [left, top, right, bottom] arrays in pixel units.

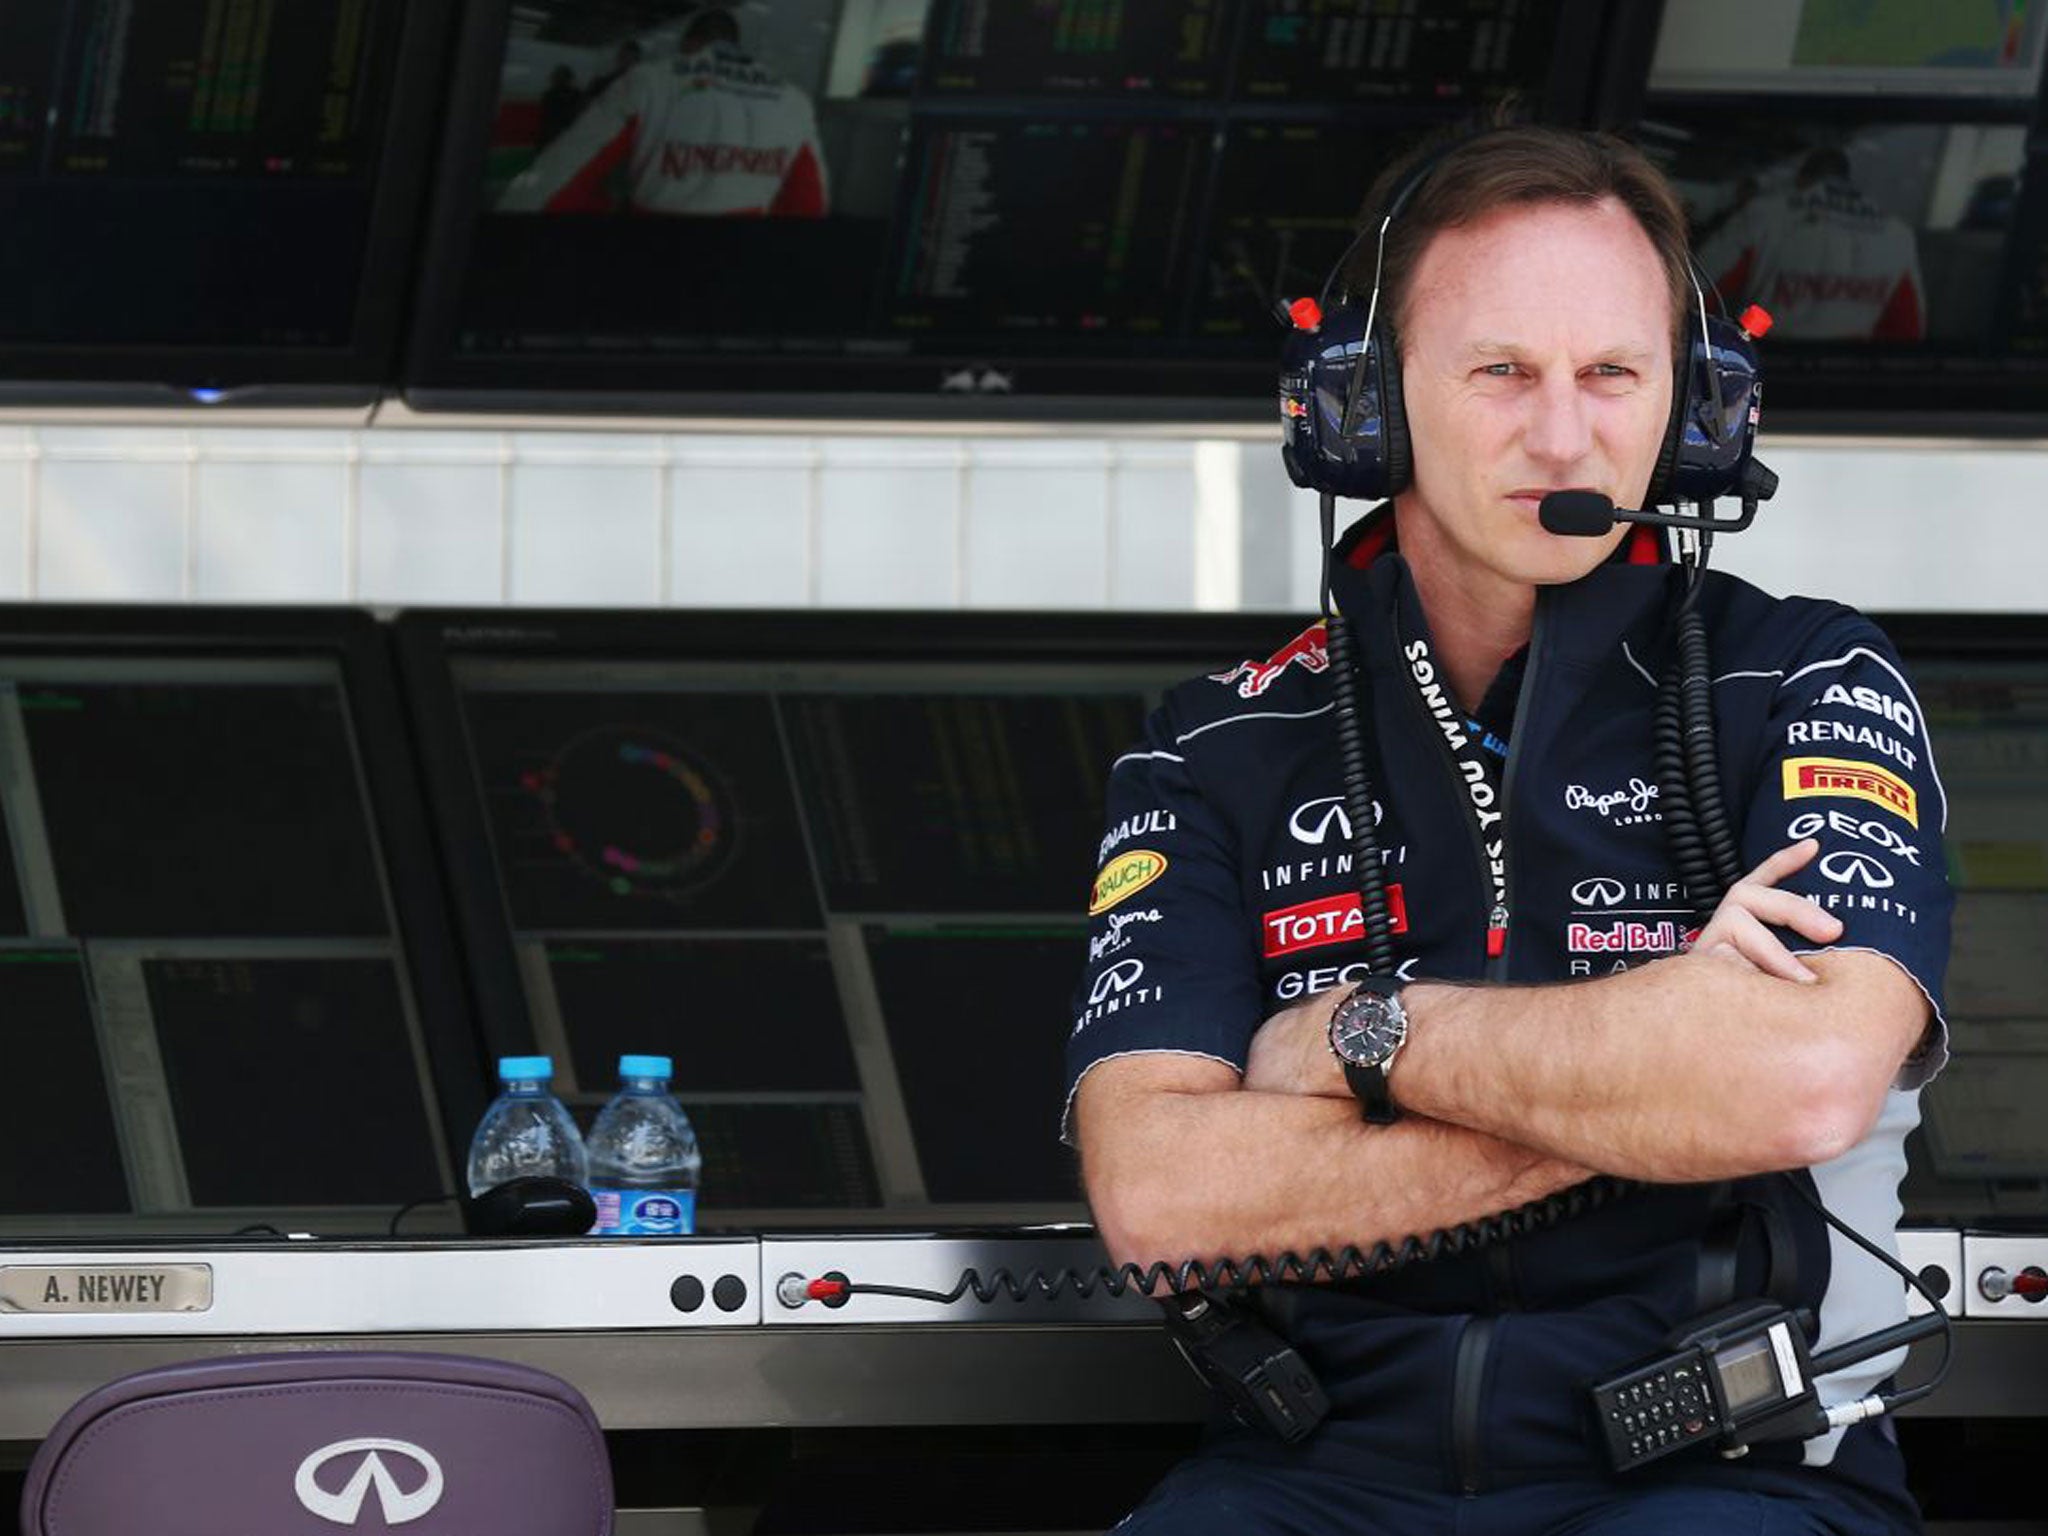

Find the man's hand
[[1689, 838, 1844, 983]]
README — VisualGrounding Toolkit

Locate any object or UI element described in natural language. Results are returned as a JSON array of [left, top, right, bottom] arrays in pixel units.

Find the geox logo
[[294, 1438, 445, 1526]]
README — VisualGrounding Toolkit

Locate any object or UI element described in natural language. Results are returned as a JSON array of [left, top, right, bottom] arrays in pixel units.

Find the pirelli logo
[[1781, 756, 1918, 827]]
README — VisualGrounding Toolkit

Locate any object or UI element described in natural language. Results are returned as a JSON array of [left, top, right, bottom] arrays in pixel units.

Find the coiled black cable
[[1654, 544, 1746, 921], [1323, 609, 1398, 976], [827, 1174, 1636, 1307]]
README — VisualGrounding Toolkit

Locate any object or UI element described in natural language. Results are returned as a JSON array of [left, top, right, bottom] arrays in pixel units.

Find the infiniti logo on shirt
[[1287, 795, 1383, 846], [294, 1438, 444, 1526], [1820, 850, 1895, 889]]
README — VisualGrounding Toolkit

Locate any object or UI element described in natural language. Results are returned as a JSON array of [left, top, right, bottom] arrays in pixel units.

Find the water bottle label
[[591, 1187, 696, 1236]]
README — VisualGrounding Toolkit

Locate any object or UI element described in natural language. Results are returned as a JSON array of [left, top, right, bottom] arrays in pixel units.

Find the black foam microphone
[[1539, 489, 1763, 537], [1538, 489, 1619, 536]]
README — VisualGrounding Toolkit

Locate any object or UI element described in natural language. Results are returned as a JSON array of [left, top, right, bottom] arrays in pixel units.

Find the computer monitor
[[1625, 0, 2048, 428], [0, 0, 455, 405], [0, 607, 480, 1235], [403, 0, 1611, 420], [395, 608, 1286, 1226]]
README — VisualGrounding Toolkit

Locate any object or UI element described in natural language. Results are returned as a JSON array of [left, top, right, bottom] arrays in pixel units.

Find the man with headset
[[1068, 124, 1951, 1534]]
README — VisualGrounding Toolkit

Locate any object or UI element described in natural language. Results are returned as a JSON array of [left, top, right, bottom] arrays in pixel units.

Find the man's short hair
[[1346, 123, 1694, 351]]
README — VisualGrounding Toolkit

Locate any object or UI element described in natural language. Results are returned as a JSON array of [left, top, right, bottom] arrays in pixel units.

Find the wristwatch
[[1326, 975, 1411, 1125]]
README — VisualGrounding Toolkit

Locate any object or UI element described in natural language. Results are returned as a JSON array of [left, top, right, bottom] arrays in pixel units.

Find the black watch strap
[[1337, 975, 1407, 1126], [1343, 1059, 1397, 1125]]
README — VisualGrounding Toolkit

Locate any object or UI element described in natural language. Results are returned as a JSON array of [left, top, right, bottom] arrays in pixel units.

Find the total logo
[[1261, 886, 1409, 959], [1072, 957, 1165, 1035], [295, 1438, 444, 1526], [1287, 795, 1385, 846]]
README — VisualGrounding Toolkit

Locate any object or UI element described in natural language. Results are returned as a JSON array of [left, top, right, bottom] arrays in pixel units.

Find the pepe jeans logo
[[294, 1438, 445, 1526], [1563, 778, 1661, 826]]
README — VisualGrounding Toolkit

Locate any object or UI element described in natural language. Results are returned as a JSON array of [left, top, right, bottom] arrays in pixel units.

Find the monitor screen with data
[[0, 612, 472, 1234], [0, 0, 451, 398], [1632, 0, 2048, 425], [397, 610, 1294, 1223], [404, 0, 1608, 416]]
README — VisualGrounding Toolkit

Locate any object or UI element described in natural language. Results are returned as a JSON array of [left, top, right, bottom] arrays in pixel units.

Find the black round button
[[1919, 1263, 1952, 1301], [712, 1274, 748, 1312], [670, 1275, 706, 1313]]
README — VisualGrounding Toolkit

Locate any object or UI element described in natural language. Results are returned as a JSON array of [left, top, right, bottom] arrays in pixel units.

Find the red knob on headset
[[1738, 304, 1773, 340], [1286, 297, 1324, 331]]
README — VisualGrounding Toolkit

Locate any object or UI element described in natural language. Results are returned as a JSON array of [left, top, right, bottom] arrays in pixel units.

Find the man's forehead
[[1405, 201, 1673, 339]]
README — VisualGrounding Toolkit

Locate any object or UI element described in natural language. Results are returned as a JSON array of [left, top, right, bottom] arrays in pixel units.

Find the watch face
[[1332, 993, 1404, 1066]]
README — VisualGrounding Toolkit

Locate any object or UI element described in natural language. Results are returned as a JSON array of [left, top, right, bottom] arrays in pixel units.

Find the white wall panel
[[37, 444, 188, 600], [3, 425, 2046, 618], [1109, 442, 1200, 611], [963, 440, 1110, 608], [0, 431, 31, 599], [814, 436, 962, 608], [668, 436, 814, 607], [357, 445, 504, 606], [509, 461, 661, 606], [195, 459, 348, 602]]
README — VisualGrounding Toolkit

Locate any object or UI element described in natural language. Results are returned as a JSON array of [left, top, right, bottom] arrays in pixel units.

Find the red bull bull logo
[[1210, 623, 1329, 699]]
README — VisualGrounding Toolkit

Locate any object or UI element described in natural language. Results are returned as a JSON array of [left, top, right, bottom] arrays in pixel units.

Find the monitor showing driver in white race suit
[[1696, 147, 1925, 341], [498, 7, 829, 219]]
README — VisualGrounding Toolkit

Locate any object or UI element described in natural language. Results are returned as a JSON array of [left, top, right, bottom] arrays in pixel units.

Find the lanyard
[[1398, 624, 1512, 958]]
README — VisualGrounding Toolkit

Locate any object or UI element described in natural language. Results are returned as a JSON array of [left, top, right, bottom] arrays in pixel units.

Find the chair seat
[[20, 1350, 612, 1535]]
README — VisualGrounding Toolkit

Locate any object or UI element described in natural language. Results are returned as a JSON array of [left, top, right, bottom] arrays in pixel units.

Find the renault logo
[[294, 1438, 444, 1526], [1087, 959, 1145, 1005]]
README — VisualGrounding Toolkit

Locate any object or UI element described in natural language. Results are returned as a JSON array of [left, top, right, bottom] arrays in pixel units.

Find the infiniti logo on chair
[[294, 1438, 445, 1526]]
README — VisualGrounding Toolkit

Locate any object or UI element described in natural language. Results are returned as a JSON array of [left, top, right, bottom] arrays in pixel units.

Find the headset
[[1278, 128, 1772, 511]]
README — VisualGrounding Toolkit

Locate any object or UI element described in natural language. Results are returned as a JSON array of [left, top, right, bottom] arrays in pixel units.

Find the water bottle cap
[[619, 1053, 672, 1080], [497, 1055, 554, 1082]]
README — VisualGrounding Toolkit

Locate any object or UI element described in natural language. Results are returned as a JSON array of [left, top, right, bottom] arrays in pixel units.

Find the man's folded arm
[[1074, 1051, 1592, 1273]]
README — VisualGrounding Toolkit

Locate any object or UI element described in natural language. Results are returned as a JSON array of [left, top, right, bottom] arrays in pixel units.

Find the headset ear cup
[[1646, 322, 1694, 507], [1376, 319, 1411, 498]]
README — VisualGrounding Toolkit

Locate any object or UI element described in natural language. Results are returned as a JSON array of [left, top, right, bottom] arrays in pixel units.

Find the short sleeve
[[1061, 706, 1265, 1144], [1739, 623, 1954, 1087]]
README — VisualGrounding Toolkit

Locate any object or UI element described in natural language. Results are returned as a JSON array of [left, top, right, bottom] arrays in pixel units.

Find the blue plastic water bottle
[[464, 1056, 589, 1197], [585, 1054, 702, 1236]]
